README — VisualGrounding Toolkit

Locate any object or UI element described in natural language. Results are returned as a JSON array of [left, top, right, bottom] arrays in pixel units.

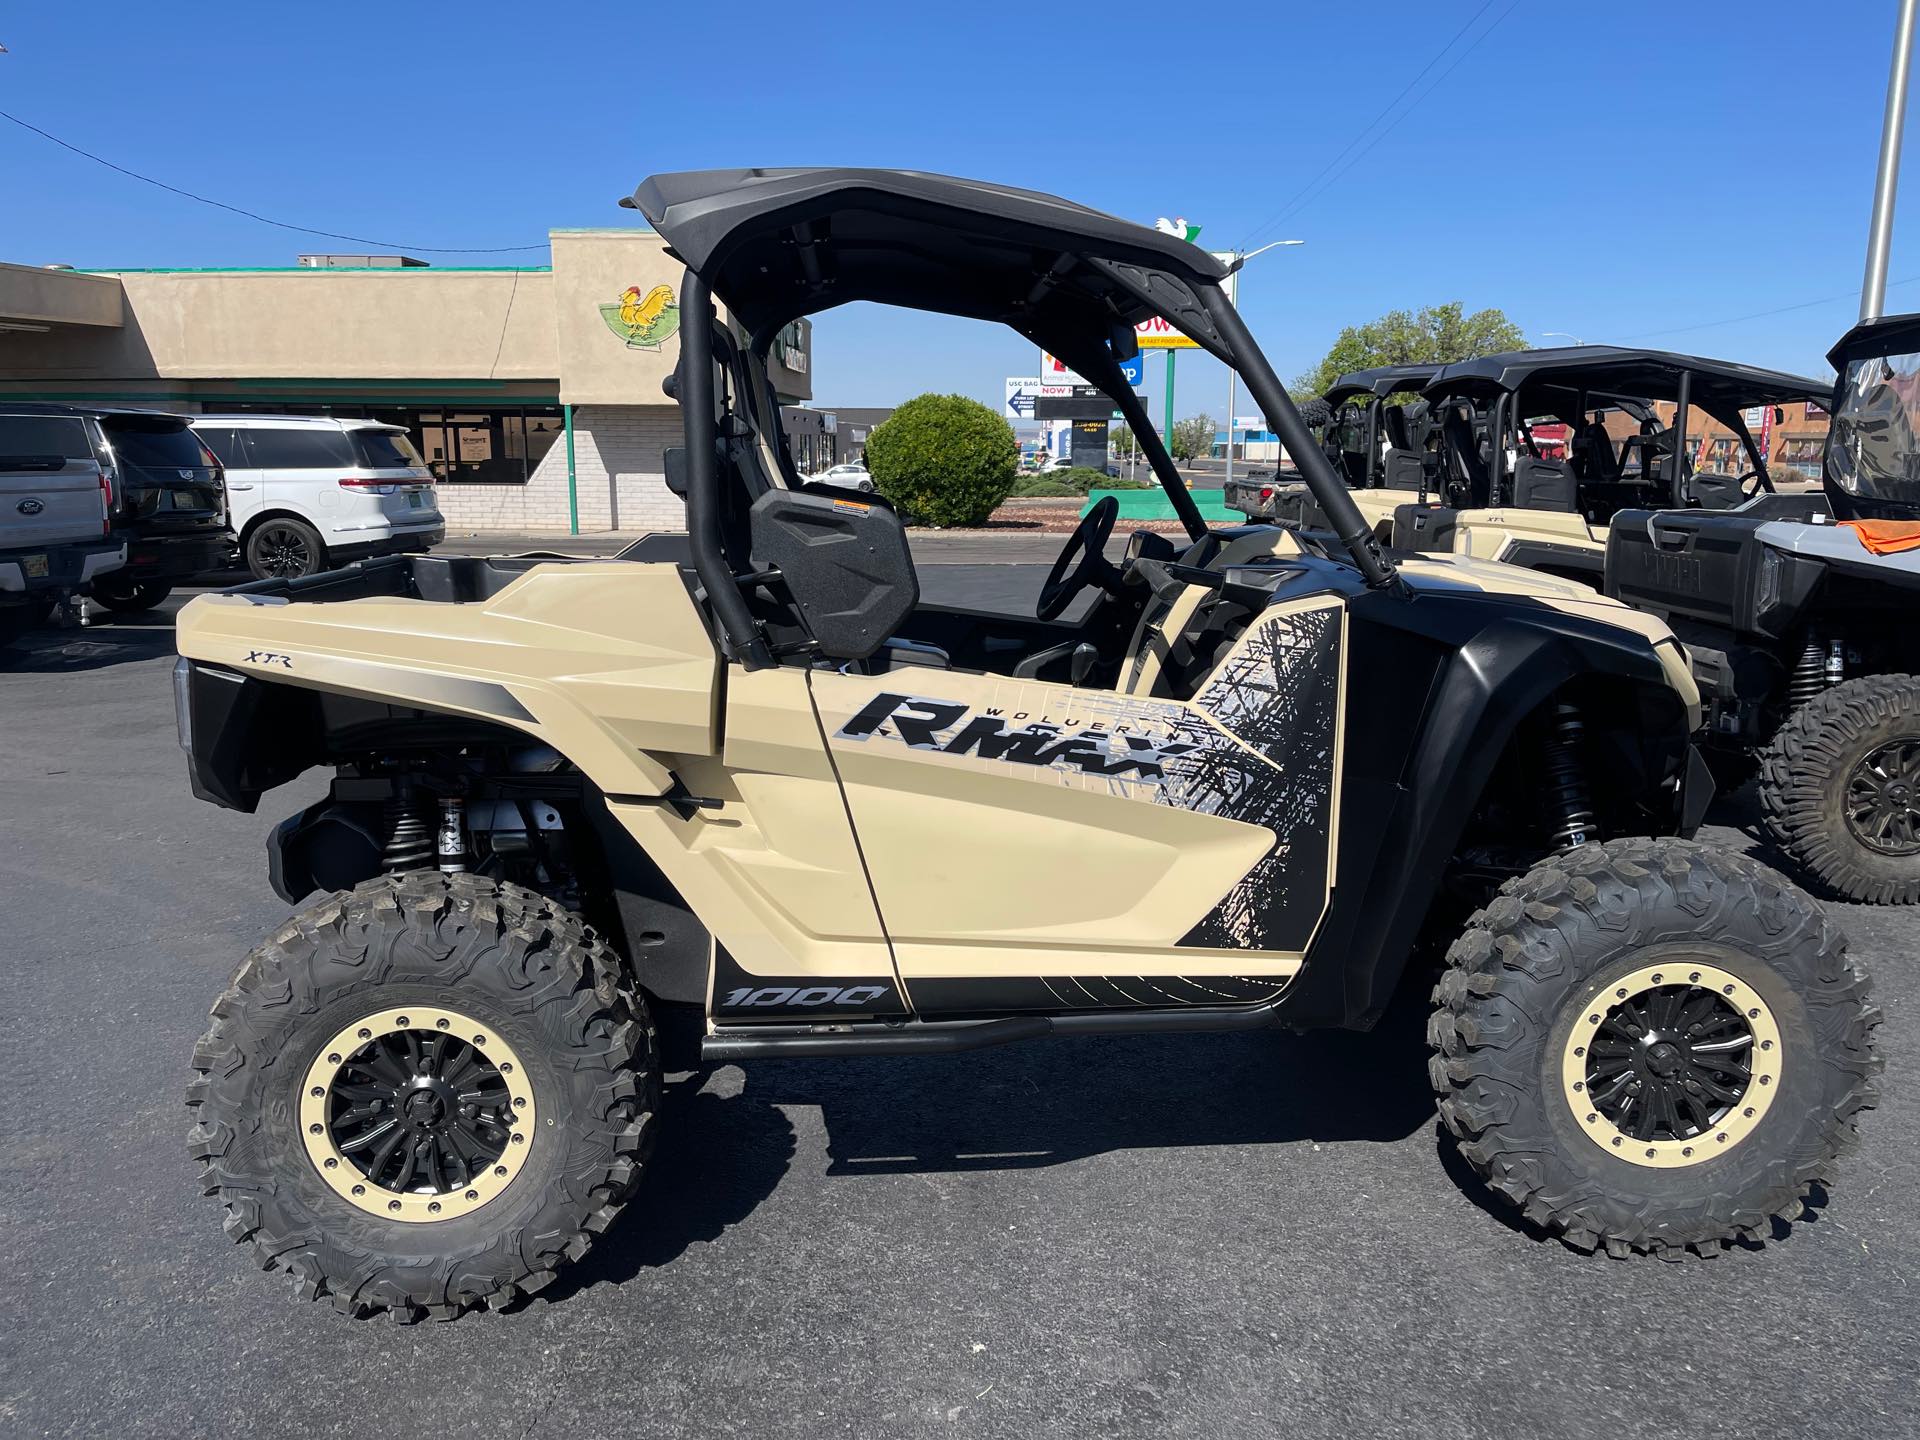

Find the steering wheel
[[1036, 495, 1123, 621], [1738, 468, 1773, 498]]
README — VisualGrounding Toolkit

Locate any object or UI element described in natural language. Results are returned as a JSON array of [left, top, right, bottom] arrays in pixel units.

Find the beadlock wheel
[[1559, 960, 1782, 1169], [299, 1005, 537, 1222]]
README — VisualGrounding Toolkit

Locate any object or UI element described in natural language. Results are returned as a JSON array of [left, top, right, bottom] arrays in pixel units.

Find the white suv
[[191, 416, 446, 580]]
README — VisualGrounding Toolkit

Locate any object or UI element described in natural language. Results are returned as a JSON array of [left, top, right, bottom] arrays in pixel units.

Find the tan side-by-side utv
[[174, 169, 1879, 1321]]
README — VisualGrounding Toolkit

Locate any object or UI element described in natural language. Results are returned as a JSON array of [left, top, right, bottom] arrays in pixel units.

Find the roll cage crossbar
[[639, 167, 1401, 667]]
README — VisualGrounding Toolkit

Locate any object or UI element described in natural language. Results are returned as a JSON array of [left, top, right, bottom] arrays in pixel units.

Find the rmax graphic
[[836, 693, 1200, 780]]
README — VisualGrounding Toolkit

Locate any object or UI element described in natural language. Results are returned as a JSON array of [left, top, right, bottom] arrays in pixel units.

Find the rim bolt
[[323, 1158, 338, 1169], [473, 1034, 487, 1046], [1688, 972, 1700, 982], [495, 1165, 508, 1176], [1759, 1075, 1772, 1086], [388, 1200, 402, 1212], [1645, 1149, 1655, 1158], [1574, 1046, 1585, 1057], [500, 1062, 514, 1074], [1761, 1039, 1773, 1051], [1573, 1081, 1584, 1092], [1722, 985, 1735, 995], [1586, 1113, 1597, 1123], [351, 1184, 366, 1196], [358, 1028, 371, 1039], [1616, 987, 1627, 998], [310, 1086, 323, 1097], [513, 1097, 527, 1109], [1611, 1137, 1622, 1147], [1682, 1146, 1693, 1157], [328, 1053, 342, 1064], [1747, 1008, 1759, 1018], [396, 1016, 409, 1027], [436, 1018, 450, 1030], [308, 1123, 322, 1134], [1717, 1133, 1728, 1143], [1651, 974, 1663, 983], [466, 1190, 479, 1201], [1744, 1107, 1756, 1117]]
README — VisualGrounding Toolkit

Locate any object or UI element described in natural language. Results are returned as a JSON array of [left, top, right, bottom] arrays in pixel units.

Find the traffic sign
[[1004, 376, 1041, 420], [1136, 316, 1198, 350]]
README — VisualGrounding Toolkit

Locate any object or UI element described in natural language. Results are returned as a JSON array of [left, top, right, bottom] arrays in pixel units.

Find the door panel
[[811, 597, 1347, 1014]]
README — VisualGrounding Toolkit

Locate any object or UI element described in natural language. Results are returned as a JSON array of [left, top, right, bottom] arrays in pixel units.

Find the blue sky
[[0, 1, 1911, 419]]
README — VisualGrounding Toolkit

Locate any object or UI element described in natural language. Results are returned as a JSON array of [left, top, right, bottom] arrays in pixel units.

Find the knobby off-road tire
[[1759, 673, 1920, 904], [187, 872, 658, 1320], [1429, 837, 1878, 1258]]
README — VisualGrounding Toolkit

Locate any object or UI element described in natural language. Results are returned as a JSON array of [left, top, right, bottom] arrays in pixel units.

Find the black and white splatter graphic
[[1172, 604, 1341, 951]]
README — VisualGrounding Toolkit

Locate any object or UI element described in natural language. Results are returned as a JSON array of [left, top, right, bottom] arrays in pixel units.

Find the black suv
[[11, 405, 229, 612]]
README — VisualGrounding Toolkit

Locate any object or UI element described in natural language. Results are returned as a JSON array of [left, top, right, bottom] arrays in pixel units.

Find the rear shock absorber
[[381, 797, 433, 872], [1542, 701, 1599, 850]]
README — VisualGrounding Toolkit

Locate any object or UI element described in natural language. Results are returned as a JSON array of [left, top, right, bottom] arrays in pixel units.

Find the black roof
[[1424, 345, 1830, 409], [1827, 311, 1920, 369], [1323, 364, 1445, 404], [628, 168, 1232, 353]]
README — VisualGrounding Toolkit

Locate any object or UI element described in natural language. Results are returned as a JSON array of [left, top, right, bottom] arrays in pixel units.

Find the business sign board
[[1041, 350, 1148, 385], [1135, 316, 1198, 350], [1004, 376, 1042, 420]]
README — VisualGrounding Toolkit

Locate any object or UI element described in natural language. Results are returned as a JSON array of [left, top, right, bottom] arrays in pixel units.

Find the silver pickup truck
[[1, 411, 127, 646]]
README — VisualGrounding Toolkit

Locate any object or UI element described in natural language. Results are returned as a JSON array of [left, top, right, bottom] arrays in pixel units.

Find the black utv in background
[[1609, 312, 1920, 903], [5, 406, 230, 613]]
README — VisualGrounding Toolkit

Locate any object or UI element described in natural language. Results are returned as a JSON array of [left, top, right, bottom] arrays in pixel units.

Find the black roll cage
[[642, 169, 1403, 669], [1422, 352, 1831, 510]]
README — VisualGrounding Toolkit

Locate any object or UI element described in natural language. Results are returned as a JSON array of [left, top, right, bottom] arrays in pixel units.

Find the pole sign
[[1004, 377, 1042, 420], [1135, 316, 1198, 350]]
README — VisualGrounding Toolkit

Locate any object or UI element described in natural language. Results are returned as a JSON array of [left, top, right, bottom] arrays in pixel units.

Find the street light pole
[[1220, 239, 1303, 491], [1863, 0, 1920, 321]]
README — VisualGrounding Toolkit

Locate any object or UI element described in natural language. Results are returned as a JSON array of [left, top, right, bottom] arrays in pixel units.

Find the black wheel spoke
[[1584, 978, 1757, 1145], [322, 1023, 514, 1200]]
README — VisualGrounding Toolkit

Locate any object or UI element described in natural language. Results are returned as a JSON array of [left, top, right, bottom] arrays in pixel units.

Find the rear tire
[[1758, 674, 1920, 903], [187, 872, 658, 1320], [1429, 837, 1878, 1257], [89, 578, 172, 613], [246, 517, 328, 580]]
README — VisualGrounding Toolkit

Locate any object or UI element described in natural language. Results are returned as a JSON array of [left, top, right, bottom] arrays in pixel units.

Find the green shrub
[[1011, 477, 1078, 497], [865, 393, 1018, 528], [1039, 466, 1152, 494]]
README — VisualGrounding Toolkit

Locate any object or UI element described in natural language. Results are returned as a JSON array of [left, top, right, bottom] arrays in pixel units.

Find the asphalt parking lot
[[1, 550, 1914, 1440]]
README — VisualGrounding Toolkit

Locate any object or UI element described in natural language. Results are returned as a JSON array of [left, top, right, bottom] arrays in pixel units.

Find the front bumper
[[0, 540, 128, 597]]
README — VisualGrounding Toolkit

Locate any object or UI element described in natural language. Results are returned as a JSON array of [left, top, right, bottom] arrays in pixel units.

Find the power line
[[1617, 276, 1920, 342], [1241, 0, 1518, 249], [0, 108, 550, 254]]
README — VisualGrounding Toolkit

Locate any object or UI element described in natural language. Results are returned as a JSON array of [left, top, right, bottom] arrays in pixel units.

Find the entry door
[[809, 598, 1347, 1016]]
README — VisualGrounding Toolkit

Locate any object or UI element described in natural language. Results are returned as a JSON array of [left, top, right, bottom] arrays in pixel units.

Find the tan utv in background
[[173, 169, 1878, 1321]]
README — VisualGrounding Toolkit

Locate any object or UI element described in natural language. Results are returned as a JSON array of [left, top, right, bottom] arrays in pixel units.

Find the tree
[[1293, 302, 1526, 399], [1111, 422, 1137, 459], [1170, 413, 1216, 462], [864, 393, 1018, 528]]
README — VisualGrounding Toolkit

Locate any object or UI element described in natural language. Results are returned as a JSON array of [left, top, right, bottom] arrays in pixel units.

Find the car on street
[[0, 409, 126, 644], [812, 461, 874, 492], [191, 416, 446, 580], [6, 405, 227, 615]]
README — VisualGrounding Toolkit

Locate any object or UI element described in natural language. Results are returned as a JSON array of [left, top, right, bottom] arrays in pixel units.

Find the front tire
[[187, 872, 658, 1320], [1429, 837, 1878, 1257], [1758, 674, 1920, 903]]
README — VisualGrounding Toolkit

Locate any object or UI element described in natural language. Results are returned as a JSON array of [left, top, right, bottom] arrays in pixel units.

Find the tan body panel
[[175, 563, 718, 796], [1452, 508, 1607, 565], [812, 598, 1347, 985]]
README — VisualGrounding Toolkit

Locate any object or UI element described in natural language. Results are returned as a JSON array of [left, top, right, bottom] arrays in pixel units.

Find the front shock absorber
[[381, 797, 433, 872], [1542, 701, 1599, 850]]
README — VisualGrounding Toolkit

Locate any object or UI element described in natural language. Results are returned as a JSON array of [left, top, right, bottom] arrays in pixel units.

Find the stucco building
[[0, 231, 812, 534]]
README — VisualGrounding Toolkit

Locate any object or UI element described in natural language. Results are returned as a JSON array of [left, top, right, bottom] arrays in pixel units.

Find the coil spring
[[382, 798, 433, 871], [1788, 635, 1827, 707], [1543, 701, 1599, 850]]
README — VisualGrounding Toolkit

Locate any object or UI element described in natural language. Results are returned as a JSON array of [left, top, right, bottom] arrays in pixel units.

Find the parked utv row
[[0, 405, 444, 648], [1240, 330, 1920, 906], [172, 169, 1880, 1322]]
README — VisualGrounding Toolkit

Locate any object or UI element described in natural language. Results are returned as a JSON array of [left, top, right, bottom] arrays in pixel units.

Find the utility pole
[[1220, 240, 1303, 490], [1863, 0, 1920, 321]]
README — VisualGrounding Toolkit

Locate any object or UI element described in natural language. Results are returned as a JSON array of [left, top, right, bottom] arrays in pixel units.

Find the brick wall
[[434, 403, 687, 534]]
